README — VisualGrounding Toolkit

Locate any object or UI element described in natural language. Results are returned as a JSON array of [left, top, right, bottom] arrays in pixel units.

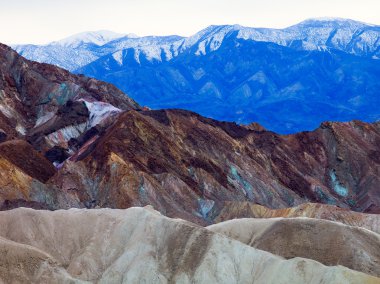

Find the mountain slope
[[79, 35, 380, 133], [208, 217, 380, 277], [13, 32, 182, 71], [0, 44, 379, 225], [45, 110, 380, 224], [0, 43, 138, 139], [0, 207, 379, 283], [13, 19, 380, 133]]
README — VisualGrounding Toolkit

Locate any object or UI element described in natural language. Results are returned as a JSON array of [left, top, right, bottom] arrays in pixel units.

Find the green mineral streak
[[316, 187, 336, 205], [230, 165, 254, 201], [138, 184, 149, 204], [330, 171, 349, 197], [283, 191, 295, 206], [59, 83, 66, 91], [56, 83, 72, 105], [40, 83, 74, 105], [30, 180, 56, 207], [188, 167, 196, 179]]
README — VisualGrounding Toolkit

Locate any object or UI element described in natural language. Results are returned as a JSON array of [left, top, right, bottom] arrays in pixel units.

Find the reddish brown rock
[[0, 43, 139, 140], [48, 110, 380, 224], [0, 140, 56, 183]]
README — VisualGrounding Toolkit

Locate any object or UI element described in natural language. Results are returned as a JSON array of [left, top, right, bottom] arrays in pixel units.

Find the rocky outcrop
[[0, 43, 140, 210], [0, 42, 139, 146], [0, 207, 378, 283]]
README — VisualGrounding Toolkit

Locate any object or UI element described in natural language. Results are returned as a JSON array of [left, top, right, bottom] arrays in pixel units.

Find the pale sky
[[1, 0, 379, 44]]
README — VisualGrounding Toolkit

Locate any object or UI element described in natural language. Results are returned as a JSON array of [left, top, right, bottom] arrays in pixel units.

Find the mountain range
[[0, 41, 379, 282], [13, 18, 380, 133], [1, 42, 379, 221]]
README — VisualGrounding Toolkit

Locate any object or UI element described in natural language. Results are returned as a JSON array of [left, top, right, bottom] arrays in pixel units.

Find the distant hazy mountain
[[13, 18, 380, 133]]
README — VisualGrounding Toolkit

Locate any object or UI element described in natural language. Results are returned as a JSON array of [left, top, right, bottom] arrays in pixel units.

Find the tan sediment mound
[[0, 236, 82, 283], [0, 207, 379, 283], [215, 202, 380, 234], [208, 217, 380, 277]]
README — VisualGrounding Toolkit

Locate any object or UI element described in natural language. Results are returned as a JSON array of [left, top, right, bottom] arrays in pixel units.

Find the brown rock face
[[48, 110, 380, 224], [0, 43, 379, 225], [0, 140, 56, 183], [0, 43, 139, 140], [0, 43, 139, 210]]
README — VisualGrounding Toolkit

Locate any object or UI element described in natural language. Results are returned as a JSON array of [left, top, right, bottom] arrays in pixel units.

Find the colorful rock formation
[[0, 44, 379, 226]]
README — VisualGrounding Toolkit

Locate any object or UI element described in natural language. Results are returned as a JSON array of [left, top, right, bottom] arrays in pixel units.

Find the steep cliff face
[[0, 44, 379, 226]]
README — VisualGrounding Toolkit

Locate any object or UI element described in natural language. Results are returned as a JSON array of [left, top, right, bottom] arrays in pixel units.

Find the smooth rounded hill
[[215, 202, 380, 234], [208, 217, 380, 277], [0, 207, 379, 283]]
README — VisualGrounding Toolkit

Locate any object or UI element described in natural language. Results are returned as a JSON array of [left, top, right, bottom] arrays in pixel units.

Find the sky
[[1, 0, 379, 44]]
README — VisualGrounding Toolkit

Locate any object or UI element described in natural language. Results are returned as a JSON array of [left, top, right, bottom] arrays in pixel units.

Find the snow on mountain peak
[[181, 25, 241, 56], [52, 30, 127, 47], [13, 18, 380, 72], [294, 17, 377, 28]]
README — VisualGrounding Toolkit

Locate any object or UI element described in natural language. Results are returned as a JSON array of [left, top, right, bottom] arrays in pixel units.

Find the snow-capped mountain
[[14, 18, 380, 71], [51, 30, 128, 47], [12, 18, 380, 133], [13, 32, 182, 71], [183, 18, 380, 59], [78, 33, 380, 133], [12, 30, 126, 71]]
